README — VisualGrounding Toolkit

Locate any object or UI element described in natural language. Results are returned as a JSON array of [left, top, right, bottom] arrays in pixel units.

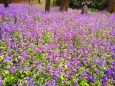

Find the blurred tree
[[45, 0, 51, 12], [55, 0, 110, 10], [29, 0, 31, 4], [13, 0, 20, 3], [55, 0, 60, 6], [53, 0, 55, 6], [81, 0, 90, 14], [69, 0, 82, 9], [3, 0, 9, 8], [108, 0, 115, 13], [60, 0, 68, 11], [38, 0, 40, 3]]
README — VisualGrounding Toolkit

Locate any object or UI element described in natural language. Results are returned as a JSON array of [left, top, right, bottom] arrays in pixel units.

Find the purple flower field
[[0, 4, 115, 86]]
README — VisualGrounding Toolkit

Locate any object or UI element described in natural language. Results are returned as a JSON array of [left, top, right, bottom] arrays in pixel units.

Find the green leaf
[[60, 72, 65, 80], [94, 80, 101, 86], [71, 75, 76, 83], [64, 65, 68, 70], [43, 31, 52, 44], [86, 34, 92, 41], [0, 56, 3, 62], [57, 78, 62, 86], [73, 36, 82, 48], [13, 30, 20, 40], [34, 36, 39, 46], [28, 48, 35, 55], [5, 70, 10, 75], [34, 53, 42, 61], [78, 78, 89, 86]]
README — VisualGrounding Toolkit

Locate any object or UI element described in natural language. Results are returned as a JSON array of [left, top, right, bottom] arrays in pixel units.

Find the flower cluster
[[0, 4, 115, 86]]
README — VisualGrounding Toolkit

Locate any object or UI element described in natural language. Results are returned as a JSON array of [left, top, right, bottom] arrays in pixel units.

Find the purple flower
[[104, 68, 112, 74], [91, 38, 98, 45], [112, 48, 115, 53], [51, 79, 57, 86], [104, 68, 115, 79], [73, 35, 78, 42], [101, 76, 108, 86], [4, 56, 12, 62], [81, 72, 88, 78], [21, 53, 29, 59], [50, 54, 57, 60], [9, 65, 16, 74], [27, 77, 36, 86], [0, 34, 2, 40], [0, 78, 3, 85], [112, 62, 115, 70], [94, 69, 100, 74], [46, 81, 50, 86], [87, 76, 95, 83], [74, 83, 78, 86], [110, 31, 115, 36], [0, 27, 2, 40], [52, 69, 61, 78], [112, 55, 115, 59]]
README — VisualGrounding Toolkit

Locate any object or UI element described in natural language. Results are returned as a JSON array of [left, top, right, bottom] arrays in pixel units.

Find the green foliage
[[35, 72, 52, 85], [34, 36, 39, 46], [0, 39, 7, 50], [71, 0, 82, 8], [28, 47, 35, 55], [34, 53, 42, 61], [43, 31, 52, 44], [72, 36, 82, 48], [90, 0, 109, 10], [2, 70, 18, 86], [34, 16, 40, 22], [13, 30, 20, 40], [89, 8, 99, 12], [55, 0, 61, 6], [0, 56, 3, 62], [55, 0, 109, 10], [60, 72, 65, 81], [78, 78, 89, 86], [57, 78, 62, 86]]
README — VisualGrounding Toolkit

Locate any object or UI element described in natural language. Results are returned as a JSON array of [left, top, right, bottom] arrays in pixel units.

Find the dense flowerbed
[[0, 4, 115, 86]]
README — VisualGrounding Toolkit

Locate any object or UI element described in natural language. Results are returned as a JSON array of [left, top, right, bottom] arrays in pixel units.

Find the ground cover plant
[[0, 4, 115, 86]]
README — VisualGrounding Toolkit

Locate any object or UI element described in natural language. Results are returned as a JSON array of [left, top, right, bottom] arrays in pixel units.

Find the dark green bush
[[55, 0, 61, 6], [90, 0, 109, 10], [55, 0, 109, 10]]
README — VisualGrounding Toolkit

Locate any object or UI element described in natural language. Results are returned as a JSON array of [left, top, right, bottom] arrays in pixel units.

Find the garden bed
[[0, 4, 115, 86]]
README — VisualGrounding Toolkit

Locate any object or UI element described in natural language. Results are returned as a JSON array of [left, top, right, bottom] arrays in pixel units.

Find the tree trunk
[[81, 0, 90, 14], [29, 0, 31, 4], [3, 0, 9, 8], [108, 0, 115, 13], [53, 0, 55, 6], [60, 0, 68, 11], [81, 5, 88, 14], [109, 0, 115, 13], [13, 0, 20, 3], [38, 0, 40, 3], [45, 0, 51, 12]]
